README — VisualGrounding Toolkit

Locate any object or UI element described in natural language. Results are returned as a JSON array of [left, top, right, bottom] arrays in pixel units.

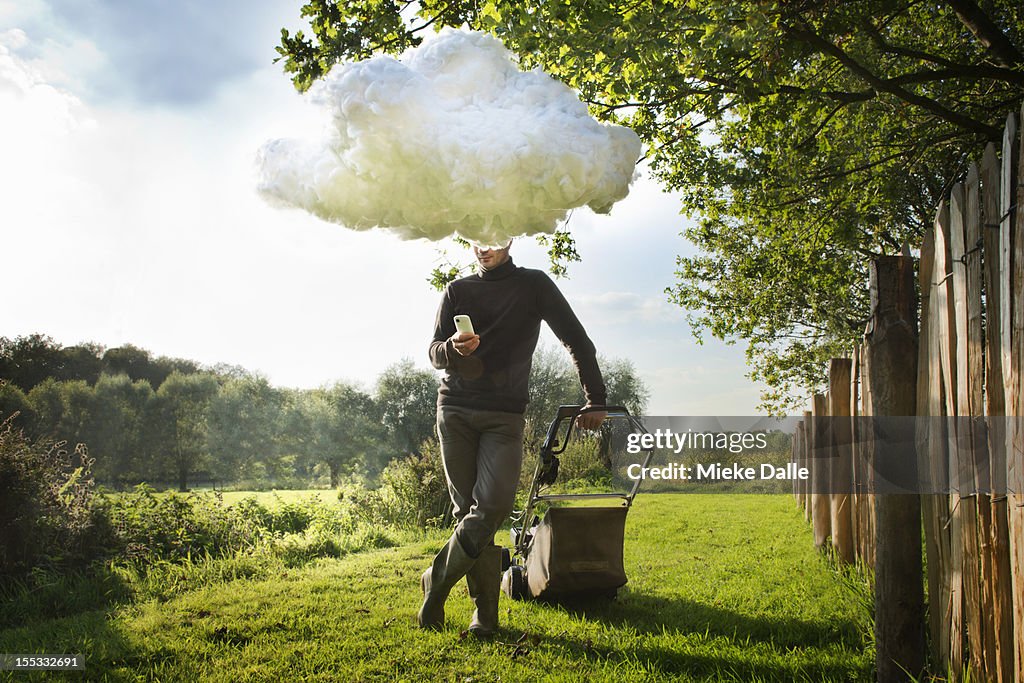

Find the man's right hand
[[450, 332, 480, 356]]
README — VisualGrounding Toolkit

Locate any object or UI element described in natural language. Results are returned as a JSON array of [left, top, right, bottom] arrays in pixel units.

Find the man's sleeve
[[538, 274, 608, 406], [429, 287, 457, 370]]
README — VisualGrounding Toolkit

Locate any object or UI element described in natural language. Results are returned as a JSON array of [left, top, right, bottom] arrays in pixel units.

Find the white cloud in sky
[[0, 28, 447, 391], [0, 35, 101, 250], [0, 27, 26, 48], [571, 292, 674, 324], [12, 0, 286, 105], [0, 37, 92, 137]]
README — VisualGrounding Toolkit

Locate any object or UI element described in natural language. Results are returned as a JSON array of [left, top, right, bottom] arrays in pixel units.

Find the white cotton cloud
[[256, 29, 642, 245]]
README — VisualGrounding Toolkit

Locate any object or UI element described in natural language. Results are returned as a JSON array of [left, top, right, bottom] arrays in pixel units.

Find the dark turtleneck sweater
[[429, 258, 606, 414]]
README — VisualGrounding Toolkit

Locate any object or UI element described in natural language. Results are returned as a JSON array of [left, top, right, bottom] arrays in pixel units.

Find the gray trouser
[[436, 405, 525, 559]]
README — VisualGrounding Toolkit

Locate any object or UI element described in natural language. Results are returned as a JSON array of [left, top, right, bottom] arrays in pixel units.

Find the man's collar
[[478, 258, 517, 280]]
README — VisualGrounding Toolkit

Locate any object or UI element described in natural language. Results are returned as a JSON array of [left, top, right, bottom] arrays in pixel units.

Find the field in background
[[0, 493, 874, 682], [193, 488, 340, 507]]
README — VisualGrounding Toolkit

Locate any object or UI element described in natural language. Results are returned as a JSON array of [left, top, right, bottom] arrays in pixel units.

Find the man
[[419, 239, 606, 636]]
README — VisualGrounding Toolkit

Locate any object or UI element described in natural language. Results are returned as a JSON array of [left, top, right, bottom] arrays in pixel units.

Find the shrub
[[518, 433, 613, 495], [555, 434, 613, 487], [263, 492, 357, 536], [264, 495, 315, 534], [97, 486, 266, 563], [231, 496, 274, 530], [97, 489, 366, 568], [0, 416, 107, 577], [340, 439, 451, 529], [274, 531, 344, 567]]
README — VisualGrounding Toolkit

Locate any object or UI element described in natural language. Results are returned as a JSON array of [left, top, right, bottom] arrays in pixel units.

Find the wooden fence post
[[951, 178, 985, 677], [917, 222, 950, 668], [829, 359, 854, 565], [1002, 113, 1016, 424], [1008, 103, 1024, 683], [867, 255, 925, 682], [860, 335, 877, 570], [811, 393, 831, 550], [936, 196, 965, 678], [804, 409, 813, 522], [800, 421, 809, 510], [981, 139, 1014, 683], [851, 345, 864, 564], [966, 163, 997, 680], [793, 421, 804, 503]]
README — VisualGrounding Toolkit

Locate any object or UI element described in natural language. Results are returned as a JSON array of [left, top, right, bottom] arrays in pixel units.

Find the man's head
[[473, 239, 513, 271]]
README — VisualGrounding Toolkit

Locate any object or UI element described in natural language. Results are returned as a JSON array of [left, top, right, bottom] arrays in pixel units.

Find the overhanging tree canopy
[[277, 0, 1024, 412]]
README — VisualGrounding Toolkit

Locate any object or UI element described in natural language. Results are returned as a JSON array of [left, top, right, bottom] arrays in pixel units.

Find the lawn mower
[[501, 404, 654, 601]]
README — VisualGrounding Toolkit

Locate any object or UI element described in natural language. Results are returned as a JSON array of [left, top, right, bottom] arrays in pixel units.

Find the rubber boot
[[417, 534, 477, 630], [465, 544, 502, 637]]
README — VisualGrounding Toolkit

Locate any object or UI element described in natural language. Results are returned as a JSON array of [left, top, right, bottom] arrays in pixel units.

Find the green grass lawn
[[0, 494, 873, 682]]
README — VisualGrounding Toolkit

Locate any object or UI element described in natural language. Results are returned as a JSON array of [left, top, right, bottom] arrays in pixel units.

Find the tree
[[374, 359, 439, 457], [206, 375, 284, 486], [0, 381, 35, 434], [276, 1, 1024, 412], [102, 345, 158, 387], [0, 335, 66, 391], [91, 374, 155, 486], [102, 345, 200, 390], [154, 372, 219, 491], [282, 383, 383, 487], [57, 343, 105, 385], [523, 345, 580, 445], [603, 357, 650, 415], [151, 355, 201, 384], [277, 388, 313, 482], [26, 378, 65, 441], [326, 382, 387, 479], [26, 378, 95, 451], [524, 345, 650, 447], [57, 380, 97, 454]]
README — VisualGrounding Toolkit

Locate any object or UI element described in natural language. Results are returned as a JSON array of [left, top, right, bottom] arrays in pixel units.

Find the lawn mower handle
[[514, 404, 653, 558], [540, 404, 631, 460]]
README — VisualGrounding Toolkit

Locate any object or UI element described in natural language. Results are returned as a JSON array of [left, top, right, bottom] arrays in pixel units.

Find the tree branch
[[786, 24, 1001, 139], [862, 18, 959, 68], [804, 148, 913, 184], [776, 85, 877, 104], [796, 102, 848, 149], [886, 65, 1024, 87], [945, 0, 1024, 68]]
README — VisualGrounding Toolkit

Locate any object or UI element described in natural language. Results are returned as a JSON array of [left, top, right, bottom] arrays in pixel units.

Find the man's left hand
[[576, 405, 607, 431]]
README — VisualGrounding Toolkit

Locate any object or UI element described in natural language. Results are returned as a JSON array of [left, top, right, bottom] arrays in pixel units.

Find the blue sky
[[0, 0, 763, 415]]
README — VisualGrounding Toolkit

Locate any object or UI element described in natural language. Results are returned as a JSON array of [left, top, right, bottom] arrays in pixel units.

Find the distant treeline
[[0, 335, 648, 491]]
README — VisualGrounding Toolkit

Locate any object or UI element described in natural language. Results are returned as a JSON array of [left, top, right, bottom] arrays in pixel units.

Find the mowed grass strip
[[0, 494, 873, 682]]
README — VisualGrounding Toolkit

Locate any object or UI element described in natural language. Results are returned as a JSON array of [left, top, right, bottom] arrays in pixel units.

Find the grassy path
[[0, 494, 873, 682]]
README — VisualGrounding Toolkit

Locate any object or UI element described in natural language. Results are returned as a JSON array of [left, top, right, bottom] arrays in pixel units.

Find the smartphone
[[454, 315, 475, 335]]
